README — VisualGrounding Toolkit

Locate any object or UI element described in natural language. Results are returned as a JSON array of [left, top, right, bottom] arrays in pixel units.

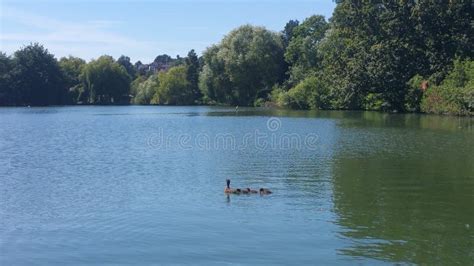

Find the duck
[[233, 188, 242, 194], [225, 179, 269, 195], [259, 188, 272, 195], [241, 188, 250, 194], [224, 179, 235, 193], [246, 188, 258, 193]]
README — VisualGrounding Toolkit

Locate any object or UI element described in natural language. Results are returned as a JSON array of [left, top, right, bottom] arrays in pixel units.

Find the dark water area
[[0, 106, 473, 264]]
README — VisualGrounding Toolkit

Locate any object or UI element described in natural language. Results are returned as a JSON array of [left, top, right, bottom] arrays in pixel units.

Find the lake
[[0, 106, 473, 265]]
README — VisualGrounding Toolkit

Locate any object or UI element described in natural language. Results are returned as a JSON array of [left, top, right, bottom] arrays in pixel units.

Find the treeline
[[0, 1, 473, 115]]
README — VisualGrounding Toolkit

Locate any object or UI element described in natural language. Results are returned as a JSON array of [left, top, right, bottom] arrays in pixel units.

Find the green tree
[[185, 49, 201, 103], [282, 19, 299, 48], [132, 75, 158, 104], [81, 55, 131, 104], [421, 59, 474, 115], [412, 1, 473, 82], [0, 53, 15, 105], [59, 56, 86, 103], [318, 1, 472, 111], [285, 15, 328, 85], [154, 54, 172, 65], [117, 55, 137, 80], [151, 65, 194, 105], [59, 56, 86, 88], [199, 45, 232, 104], [10, 43, 67, 106], [200, 25, 286, 106]]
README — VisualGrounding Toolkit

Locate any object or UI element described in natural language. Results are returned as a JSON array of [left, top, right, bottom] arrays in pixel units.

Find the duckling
[[246, 188, 258, 193], [259, 188, 272, 195], [233, 188, 242, 194]]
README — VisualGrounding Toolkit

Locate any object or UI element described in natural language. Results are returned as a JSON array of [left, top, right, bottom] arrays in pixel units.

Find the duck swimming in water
[[246, 188, 258, 193], [224, 179, 234, 193], [225, 179, 270, 195], [225, 180, 245, 194]]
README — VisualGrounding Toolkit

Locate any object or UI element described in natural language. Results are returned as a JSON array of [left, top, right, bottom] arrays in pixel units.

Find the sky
[[0, 0, 336, 63]]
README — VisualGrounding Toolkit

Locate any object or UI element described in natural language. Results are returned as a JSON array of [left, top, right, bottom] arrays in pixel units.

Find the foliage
[[154, 54, 172, 65], [412, 1, 473, 82], [59, 56, 86, 103], [132, 75, 158, 104], [185, 49, 202, 103], [151, 66, 194, 105], [117, 55, 137, 79], [0, 53, 14, 105], [441, 59, 474, 89], [272, 76, 329, 110], [59, 56, 85, 88], [282, 19, 299, 48], [81, 55, 131, 104], [200, 25, 286, 106], [291, 76, 329, 109], [421, 59, 474, 115], [421, 86, 466, 115], [405, 75, 424, 112], [270, 87, 290, 108], [9, 43, 67, 106], [318, 1, 472, 112], [362, 93, 385, 111], [285, 15, 328, 86]]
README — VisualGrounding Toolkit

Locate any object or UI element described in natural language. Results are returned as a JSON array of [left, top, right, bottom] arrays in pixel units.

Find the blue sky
[[0, 0, 336, 63]]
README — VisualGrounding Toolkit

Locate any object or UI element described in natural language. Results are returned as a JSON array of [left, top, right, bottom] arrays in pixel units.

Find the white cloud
[[0, 6, 158, 62]]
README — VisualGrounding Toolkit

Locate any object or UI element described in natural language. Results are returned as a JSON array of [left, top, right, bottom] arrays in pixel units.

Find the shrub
[[288, 76, 330, 109], [421, 59, 473, 115], [404, 75, 424, 112], [270, 87, 291, 108], [363, 93, 385, 111]]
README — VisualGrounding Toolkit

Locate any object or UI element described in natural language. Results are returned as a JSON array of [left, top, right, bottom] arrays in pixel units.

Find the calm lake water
[[0, 106, 473, 265]]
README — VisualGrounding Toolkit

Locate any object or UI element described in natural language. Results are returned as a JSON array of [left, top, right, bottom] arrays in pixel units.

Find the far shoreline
[[2, 104, 473, 118]]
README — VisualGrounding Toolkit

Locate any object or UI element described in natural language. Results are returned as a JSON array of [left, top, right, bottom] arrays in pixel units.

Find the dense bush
[[404, 75, 424, 112], [271, 76, 329, 110], [421, 59, 473, 115], [362, 93, 385, 111]]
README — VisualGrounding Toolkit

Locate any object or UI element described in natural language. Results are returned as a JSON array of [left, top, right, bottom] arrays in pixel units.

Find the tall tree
[[59, 56, 86, 89], [117, 55, 137, 79], [412, 1, 473, 81], [0, 53, 15, 105], [10, 43, 66, 106], [185, 49, 201, 102], [200, 25, 286, 106], [282, 19, 299, 48], [59, 56, 86, 104], [152, 65, 193, 105], [285, 15, 329, 86], [154, 54, 172, 65], [81, 55, 131, 104], [318, 1, 472, 111]]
